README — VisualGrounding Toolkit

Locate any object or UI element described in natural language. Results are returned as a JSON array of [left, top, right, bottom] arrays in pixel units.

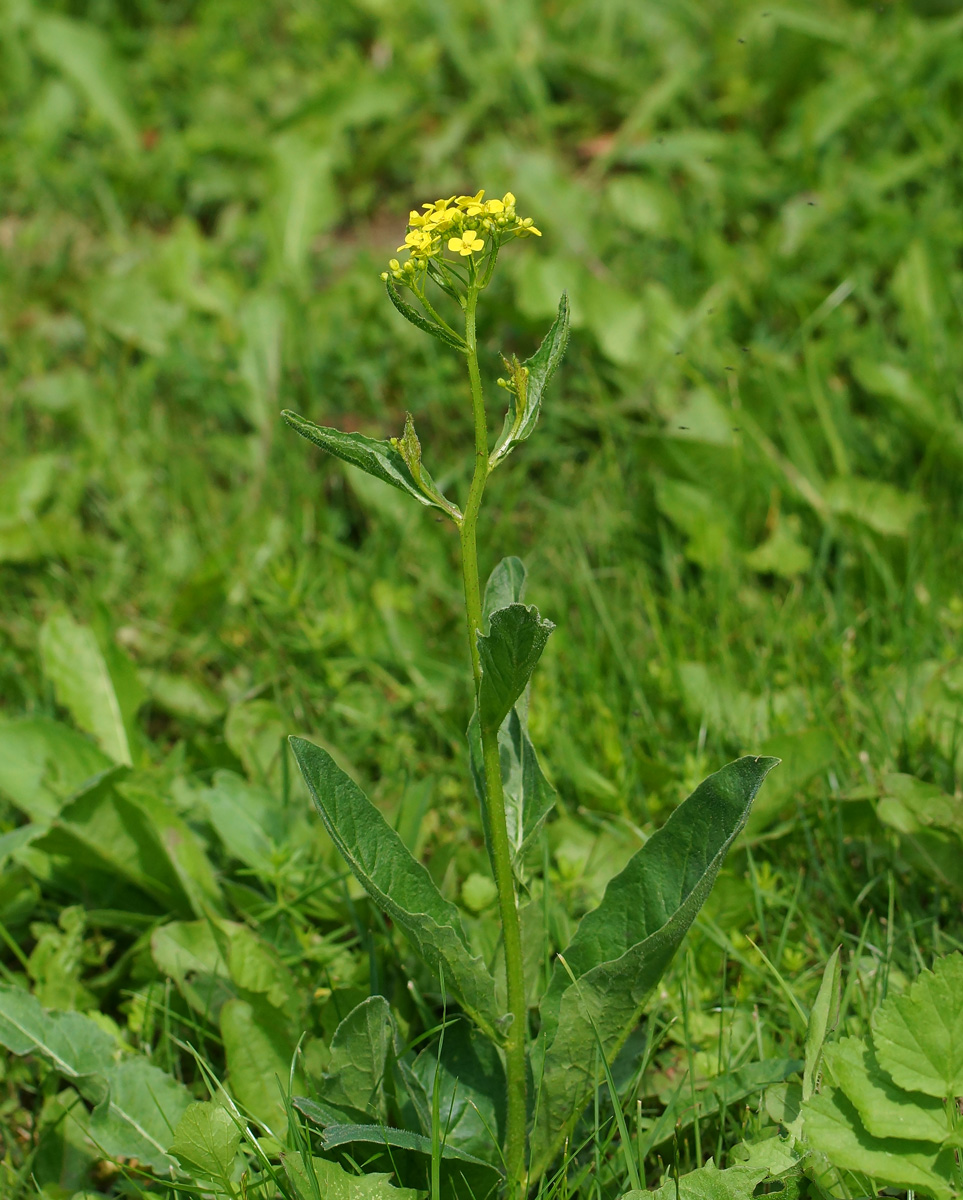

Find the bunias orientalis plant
[[282, 189, 778, 1198]]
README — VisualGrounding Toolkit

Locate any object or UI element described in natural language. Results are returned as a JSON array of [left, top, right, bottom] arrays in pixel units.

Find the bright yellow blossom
[[448, 231, 485, 256]]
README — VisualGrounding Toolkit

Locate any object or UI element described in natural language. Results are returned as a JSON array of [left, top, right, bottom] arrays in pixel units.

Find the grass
[[1, 0, 962, 1196]]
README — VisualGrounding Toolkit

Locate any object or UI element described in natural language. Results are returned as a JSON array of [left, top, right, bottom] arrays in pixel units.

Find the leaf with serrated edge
[[803, 1085, 956, 1200], [528, 756, 778, 1183], [873, 952, 963, 1098], [492, 293, 570, 466], [823, 1037, 949, 1143], [169, 1101, 242, 1182], [284, 1150, 422, 1199], [323, 996, 393, 1119], [477, 604, 554, 733], [281, 411, 460, 520], [289, 737, 502, 1039]]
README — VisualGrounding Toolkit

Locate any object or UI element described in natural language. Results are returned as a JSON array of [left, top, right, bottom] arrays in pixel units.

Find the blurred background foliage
[[1, 0, 963, 1191]]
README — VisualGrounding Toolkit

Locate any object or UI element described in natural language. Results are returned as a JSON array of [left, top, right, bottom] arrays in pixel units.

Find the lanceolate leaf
[[281, 411, 461, 520], [477, 604, 554, 733], [384, 276, 468, 353], [482, 556, 528, 630], [491, 292, 570, 467], [528, 755, 779, 1182], [289, 737, 502, 1040]]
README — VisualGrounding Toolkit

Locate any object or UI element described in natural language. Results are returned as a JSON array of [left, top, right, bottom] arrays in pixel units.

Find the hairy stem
[[459, 282, 528, 1195]]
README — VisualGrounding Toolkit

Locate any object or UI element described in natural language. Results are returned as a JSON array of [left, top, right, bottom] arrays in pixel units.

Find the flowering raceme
[[383, 190, 541, 281]]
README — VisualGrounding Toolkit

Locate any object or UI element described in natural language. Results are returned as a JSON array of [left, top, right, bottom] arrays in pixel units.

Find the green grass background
[[1, 0, 962, 1195]]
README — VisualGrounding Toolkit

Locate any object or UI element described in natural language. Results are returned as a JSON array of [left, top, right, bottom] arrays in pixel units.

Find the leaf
[[528, 756, 779, 1182], [284, 1150, 421, 1199], [872, 953, 963, 1098], [481, 557, 528, 628], [322, 996, 393, 1120], [803, 1085, 956, 1200], [477, 604, 555, 733], [0, 985, 190, 1172], [30, 14, 138, 152], [468, 706, 557, 877], [289, 737, 502, 1040], [824, 476, 924, 536], [308, 1121, 498, 1169], [385, 277, 467, 353], [281, 410, 460, 520], [646, 1160, 770, 1200], [87, 1056, 193, 1172], [0, 716, 112, 822], [410, 1018, 505, 1163], [169, 1101, 242, 1183], [220, 996, 299, 1137], [823, 1037, 950, 1143], [39, 613, 145, 766], [199, 770, 287, 874], [803, 946, 842, 1102], [492, 292, 570, 466]]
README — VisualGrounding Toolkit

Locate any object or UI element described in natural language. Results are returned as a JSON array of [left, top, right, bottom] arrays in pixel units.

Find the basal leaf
[[39, 613, 145, 766], [646, 1160, 770, 1200], [312, 1122, 498, 1170], [322, 996, 393, 1120], [289, 737, 502, 1040], [284, 1149, 422, 1199], [385, 277, 467, 353], [281, 411, 460, 520], [872, 952, 963, 1098], [0, 985, 191, 1172], [823, 1037, 950, 1143], [477, 604, 554, 733], [220, 996, 300, 1137], [87, 1056, 192, 1172], [169, 1101, 242, 1183], [0, 716, 112, 822], [802, 1086, 956, 1200], [491, 292, 570, 466], [528, 755, 778, 1182]]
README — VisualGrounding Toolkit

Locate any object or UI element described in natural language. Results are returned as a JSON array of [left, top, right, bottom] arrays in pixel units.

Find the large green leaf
[[281, 410, 460, 520], [289, 737, 502, 1040], [872, 952, 963, 1099], [803, 1086, 956, 1200], [491, 292, 570, 467], [0, 985, 191, 1172], [528, 755, 778, 1182], [38, 613, 145, 766], [304, 1120, 498, 1169], [477, 604, 554, 733]]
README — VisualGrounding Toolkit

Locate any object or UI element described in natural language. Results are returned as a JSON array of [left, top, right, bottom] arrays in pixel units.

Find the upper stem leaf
[[282, 410, 461, 521], [385, 277, 467, 352], [477, 603, 555, 734], [491, 291, 570, 468]]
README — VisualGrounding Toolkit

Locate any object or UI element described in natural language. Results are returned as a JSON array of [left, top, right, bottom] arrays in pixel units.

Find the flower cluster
[[383, 190, 541, 280]]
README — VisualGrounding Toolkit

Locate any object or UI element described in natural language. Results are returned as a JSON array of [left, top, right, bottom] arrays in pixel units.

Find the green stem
[[459, 281, 528, 1196]]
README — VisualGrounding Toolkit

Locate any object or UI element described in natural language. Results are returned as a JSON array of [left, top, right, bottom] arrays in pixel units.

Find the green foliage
[[2, 0, 962, 1195], [801, 953, 963, 1199]]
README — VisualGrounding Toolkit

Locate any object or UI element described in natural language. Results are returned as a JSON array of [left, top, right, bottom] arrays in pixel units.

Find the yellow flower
[[456, 190, 485, 209], [448, 231, 485, 256], [398, 228, 435, 253], [502, 192, 515, 208]]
